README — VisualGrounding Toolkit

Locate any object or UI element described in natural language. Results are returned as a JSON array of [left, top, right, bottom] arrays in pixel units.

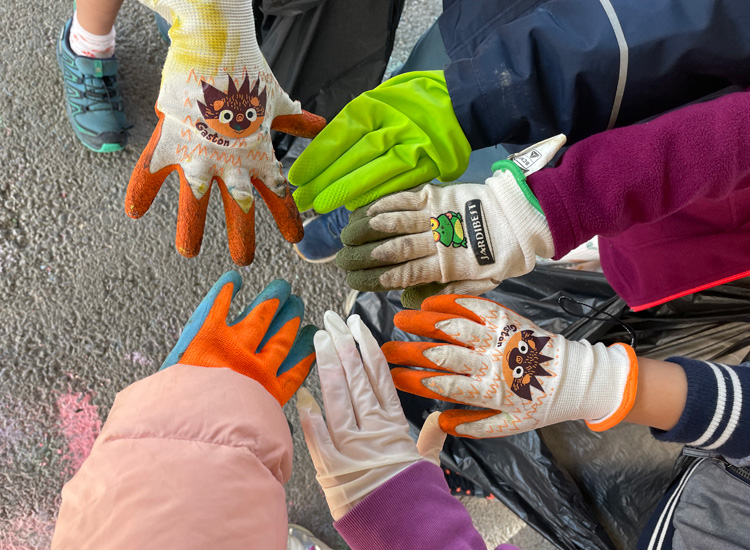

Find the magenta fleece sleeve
[[526, 89, 750, 309], [334, 461, 520, 550], [527, 88, 750, 257]]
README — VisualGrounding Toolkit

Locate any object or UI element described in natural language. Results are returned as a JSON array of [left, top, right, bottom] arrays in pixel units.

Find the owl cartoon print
[[197, 74, 267, 141], [500, 329, 553, 401]]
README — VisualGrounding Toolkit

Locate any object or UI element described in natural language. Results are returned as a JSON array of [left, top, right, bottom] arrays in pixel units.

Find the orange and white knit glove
[[126, 0, 325, 265], [383, 295, 638, 438]]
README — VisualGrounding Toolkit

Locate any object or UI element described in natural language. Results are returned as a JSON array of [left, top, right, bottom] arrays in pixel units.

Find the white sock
[[69, 11, 116, 59]]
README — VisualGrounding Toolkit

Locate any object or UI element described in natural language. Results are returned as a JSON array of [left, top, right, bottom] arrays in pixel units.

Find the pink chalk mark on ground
[[56, 392, 101, 476], [127, 350, 155, 368], [0, 513, 55, 550]]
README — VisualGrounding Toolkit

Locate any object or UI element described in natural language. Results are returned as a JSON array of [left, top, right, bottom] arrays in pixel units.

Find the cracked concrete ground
[[0, 0, 554, 548]]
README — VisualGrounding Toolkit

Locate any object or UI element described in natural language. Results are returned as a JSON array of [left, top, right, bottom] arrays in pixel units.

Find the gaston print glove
[[337, 135, 566, 309], [290, 71, 471, 213], [162, 271, 317, 406], [126, 0, 326, 265], [383, 294, 638, 438]]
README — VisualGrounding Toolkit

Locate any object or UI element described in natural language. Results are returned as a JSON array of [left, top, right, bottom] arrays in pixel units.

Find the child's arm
[[623, 357, 687, 431], [587, 352, 749, 459], [298, 312, 515, 550], [636, 357, 750, 459], [52, 272, 316, 550], [527, 88, 750, 259], [334, 460, 519, 550]]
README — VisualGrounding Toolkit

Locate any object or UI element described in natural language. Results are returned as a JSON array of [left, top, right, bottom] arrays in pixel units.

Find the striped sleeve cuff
[[651, 358, 750, 459]]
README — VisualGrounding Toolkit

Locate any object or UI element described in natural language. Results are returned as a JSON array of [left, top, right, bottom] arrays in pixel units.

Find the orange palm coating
[[381, 341, 455, 372], [390, 367, 467, 406], [438, 410, 501, 438], [125, 109, 170, 219], [252, 177, 304, 244], [176, 177, 211, 258], [216, 176, 257, 266], [393, 310, 475, 347], [418, 294, 498, 321], [126, 106, 324, 264], [271, 110, 327, 139], [126, 108, 216, 259], [178, 283, 313, 405]]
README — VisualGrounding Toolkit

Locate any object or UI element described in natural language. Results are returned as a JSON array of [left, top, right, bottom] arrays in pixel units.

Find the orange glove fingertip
[[216, 177, 257, 266], [393, 310, 472, 347], [271, 110, 327, 139], [420, 294, 502, 325], [382, 341, 454, 372], [390, 368, 465, 404]]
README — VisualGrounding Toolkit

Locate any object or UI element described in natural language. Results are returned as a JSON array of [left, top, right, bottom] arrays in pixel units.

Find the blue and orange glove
[[162, 271, 316, 405]]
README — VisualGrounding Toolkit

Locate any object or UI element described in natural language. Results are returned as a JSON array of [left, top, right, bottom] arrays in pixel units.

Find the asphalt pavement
[[0, 0, 553, 548]]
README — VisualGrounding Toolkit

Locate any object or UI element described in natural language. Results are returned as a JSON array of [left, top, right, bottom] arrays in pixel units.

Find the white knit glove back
[[337, 135, 565, 308]]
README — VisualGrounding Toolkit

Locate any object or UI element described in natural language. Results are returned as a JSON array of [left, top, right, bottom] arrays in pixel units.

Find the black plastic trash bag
[[253, 0, 406, 159], [350, 266, 750, 549]]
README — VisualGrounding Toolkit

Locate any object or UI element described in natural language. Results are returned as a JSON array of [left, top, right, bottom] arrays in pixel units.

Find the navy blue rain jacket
[[439, 0, 750, 149]]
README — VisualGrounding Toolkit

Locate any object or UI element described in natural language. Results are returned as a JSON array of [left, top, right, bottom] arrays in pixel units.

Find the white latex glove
[[297, 312, 446, 521]]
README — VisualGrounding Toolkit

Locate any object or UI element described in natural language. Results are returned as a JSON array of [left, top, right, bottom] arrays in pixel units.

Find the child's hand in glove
[[383, 294, 638, 438], [126, 0, 325, 265], [290, 71, 470, 214], [162, 270, 317, 406], [297, 311, 446, 520], [337, 135, 565, 309]]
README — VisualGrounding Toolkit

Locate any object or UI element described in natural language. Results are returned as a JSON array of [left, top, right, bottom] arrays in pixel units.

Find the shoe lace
[[324, 207, 351, 239], [80, 74, 123, 113]]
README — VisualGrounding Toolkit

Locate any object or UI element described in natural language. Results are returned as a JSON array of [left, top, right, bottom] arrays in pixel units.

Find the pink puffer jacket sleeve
[[51, 364, 293, 550]]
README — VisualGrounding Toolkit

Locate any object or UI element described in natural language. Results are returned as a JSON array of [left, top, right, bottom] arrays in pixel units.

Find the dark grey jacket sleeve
[[439, 0, 750, 149]]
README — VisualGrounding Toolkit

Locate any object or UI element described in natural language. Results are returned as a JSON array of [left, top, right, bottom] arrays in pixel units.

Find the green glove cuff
[[490, 159, 543, 214]]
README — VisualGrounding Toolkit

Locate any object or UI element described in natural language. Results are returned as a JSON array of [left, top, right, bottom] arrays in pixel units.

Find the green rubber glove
[[290, 71, 471, 213]]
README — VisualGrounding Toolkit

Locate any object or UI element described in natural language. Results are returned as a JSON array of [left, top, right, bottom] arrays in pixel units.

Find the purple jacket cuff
[[334, 461, 520, 550]]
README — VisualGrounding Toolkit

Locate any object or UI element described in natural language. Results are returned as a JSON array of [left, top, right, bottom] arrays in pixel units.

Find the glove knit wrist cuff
[[586, 343, 639, 432], [487, 161, 555, 260]]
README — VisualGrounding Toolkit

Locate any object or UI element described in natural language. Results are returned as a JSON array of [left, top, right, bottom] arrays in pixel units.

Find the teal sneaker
[[56, 18, 128, 153], [155, 12, 171, 45]]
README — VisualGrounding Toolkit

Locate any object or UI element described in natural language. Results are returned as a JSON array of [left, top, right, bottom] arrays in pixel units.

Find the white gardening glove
[[336, 135, 566, 308], [383, 294, 639, 438], [297, 312, 446, 521], [126, 0, 325, 265]]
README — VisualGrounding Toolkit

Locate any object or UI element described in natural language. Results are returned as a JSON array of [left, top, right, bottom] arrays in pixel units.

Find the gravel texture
[[0, 0, 553, 548]]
